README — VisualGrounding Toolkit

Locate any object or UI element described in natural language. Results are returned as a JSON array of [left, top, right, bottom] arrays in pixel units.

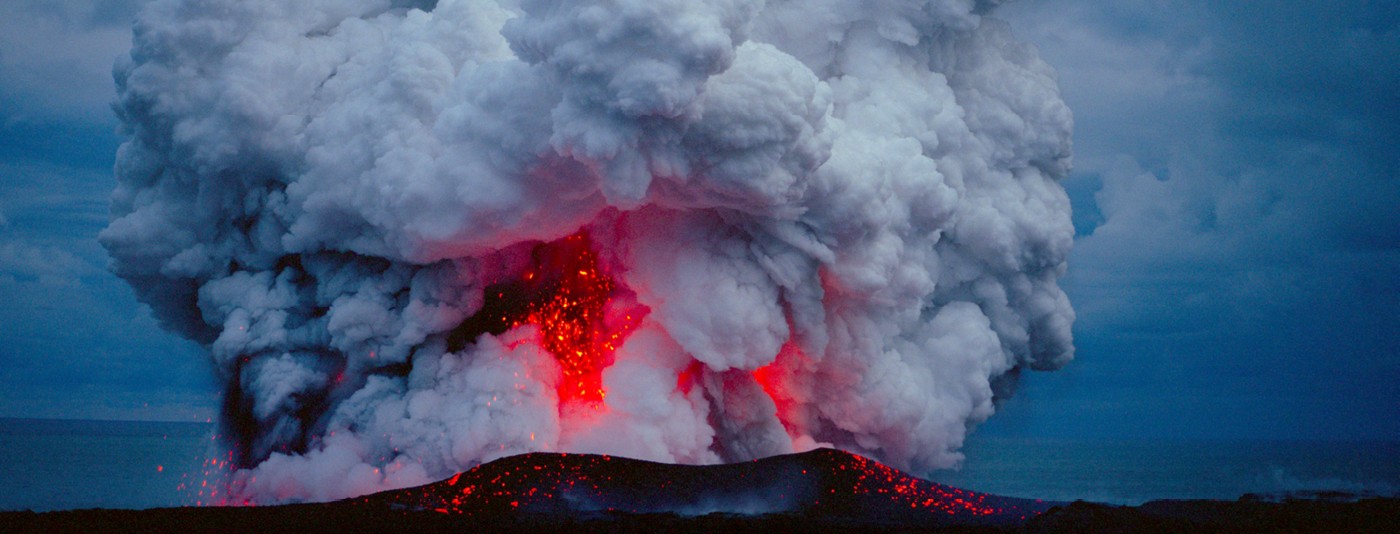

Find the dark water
[[933, 437, 1400, 505], [0, 418, 214, 512], [2, 418, 1396, 511]]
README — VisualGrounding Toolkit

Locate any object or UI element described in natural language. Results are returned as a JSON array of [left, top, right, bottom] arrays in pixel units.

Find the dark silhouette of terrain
[[4, 448, 1397, 532], [357, 448, 1051, 525]]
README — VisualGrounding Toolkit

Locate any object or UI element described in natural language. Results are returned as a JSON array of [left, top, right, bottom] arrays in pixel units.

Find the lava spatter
[[356, 448, 1052, 526], [465, 231, 646, 406]]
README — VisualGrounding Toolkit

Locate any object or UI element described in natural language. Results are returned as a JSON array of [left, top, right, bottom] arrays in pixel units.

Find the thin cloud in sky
[[993, 0, 1400, 439], [0, 1, 143, 122]]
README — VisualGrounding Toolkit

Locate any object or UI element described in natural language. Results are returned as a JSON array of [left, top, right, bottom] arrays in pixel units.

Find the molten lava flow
[[481, 231, 643, 405]]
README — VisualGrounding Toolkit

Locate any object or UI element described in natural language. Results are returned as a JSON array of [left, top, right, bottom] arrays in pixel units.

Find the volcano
[[353, 448, 1054, 527], [9, 450, 1399, 533], [105, 0, 1087, 502]]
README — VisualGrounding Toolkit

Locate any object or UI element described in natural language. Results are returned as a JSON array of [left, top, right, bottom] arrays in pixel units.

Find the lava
[[458, 231, 645, 406], [356, 448, 1053, 526]]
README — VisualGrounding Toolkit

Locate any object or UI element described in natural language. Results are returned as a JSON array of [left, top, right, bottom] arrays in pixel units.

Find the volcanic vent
[[447, 231, 644, 407]]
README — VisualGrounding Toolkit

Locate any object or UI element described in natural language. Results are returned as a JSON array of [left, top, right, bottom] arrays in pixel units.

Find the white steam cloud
[[103, 0, 1074, 503]]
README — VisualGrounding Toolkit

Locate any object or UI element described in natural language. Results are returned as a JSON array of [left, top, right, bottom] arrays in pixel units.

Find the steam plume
[[103, 0, 1074, 503]]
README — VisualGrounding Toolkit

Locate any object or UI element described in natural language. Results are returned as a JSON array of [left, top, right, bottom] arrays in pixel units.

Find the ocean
[[935, 437, 1400, 505], [1, 417, 1396, 511], [0, 418, 215, 512]]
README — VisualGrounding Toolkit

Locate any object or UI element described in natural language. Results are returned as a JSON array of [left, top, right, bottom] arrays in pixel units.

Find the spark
[[359, 450, 1038, 521], [485, 231, 646, 406]]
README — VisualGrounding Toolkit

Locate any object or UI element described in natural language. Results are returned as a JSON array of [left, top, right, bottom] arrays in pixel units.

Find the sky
[[0, 0, 1396, 441]]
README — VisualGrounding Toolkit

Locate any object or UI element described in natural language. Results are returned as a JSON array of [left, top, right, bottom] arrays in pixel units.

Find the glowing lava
[[470, 231, 643, 406], [357, 448, 1054, 525]]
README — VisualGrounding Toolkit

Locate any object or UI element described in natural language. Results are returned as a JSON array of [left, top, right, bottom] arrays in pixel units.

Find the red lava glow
[[752, 339, 803, 433], [359, 449, 1049, 524], [490, 231, 644, 405], [837, 451, 1011, 518]]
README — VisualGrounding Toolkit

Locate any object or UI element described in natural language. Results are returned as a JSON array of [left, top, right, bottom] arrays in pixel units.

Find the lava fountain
[[451, 231, 646, 407]]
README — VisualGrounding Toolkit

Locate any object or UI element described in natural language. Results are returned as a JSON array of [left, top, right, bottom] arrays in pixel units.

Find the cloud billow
[[102, 0, 1074, 503]]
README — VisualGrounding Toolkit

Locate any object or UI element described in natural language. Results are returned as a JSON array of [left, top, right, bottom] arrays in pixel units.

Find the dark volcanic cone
[[355, 448, 1055, 527]]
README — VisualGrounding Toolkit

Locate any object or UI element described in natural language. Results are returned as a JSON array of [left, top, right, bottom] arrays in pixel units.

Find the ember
[[457, 231, 645, 406], [357, 448, 1053, 526], [182, 442, 245, 507]]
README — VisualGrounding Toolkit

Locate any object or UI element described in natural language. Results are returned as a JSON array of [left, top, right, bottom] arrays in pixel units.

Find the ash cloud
[[103, 0, 1074, 503]]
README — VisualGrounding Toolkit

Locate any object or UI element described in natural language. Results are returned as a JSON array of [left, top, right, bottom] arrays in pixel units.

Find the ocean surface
[[1, 417, 1397, 511], [936, 436, 1400, 505], [0, 418, 216, 512]]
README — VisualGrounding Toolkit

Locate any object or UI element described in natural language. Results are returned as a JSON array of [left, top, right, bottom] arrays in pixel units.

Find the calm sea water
[[934, 436, 1400, 505], [0, 418, 215, 512], [1, 418, 1396, 511]]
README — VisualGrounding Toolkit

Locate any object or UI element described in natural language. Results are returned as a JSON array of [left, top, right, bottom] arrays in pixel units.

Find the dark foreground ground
[[8, 498, 1400, 533], [5, 449, 1398, 533]]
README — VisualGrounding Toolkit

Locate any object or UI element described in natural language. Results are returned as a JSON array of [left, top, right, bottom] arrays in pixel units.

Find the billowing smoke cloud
[[103, 0, 1074, 503]]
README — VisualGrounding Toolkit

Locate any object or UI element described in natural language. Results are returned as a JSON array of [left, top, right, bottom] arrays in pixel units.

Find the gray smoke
[[103, 0, 1074, 503]]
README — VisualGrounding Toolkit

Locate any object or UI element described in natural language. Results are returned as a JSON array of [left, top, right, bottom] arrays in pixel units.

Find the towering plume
[[103, 0, 1074, 503]]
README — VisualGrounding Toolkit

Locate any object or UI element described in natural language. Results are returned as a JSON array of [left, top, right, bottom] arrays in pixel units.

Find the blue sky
[[1, 0, 1396, 439], [984, 0, 1400, 440], [0, 1, 214, 421]]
